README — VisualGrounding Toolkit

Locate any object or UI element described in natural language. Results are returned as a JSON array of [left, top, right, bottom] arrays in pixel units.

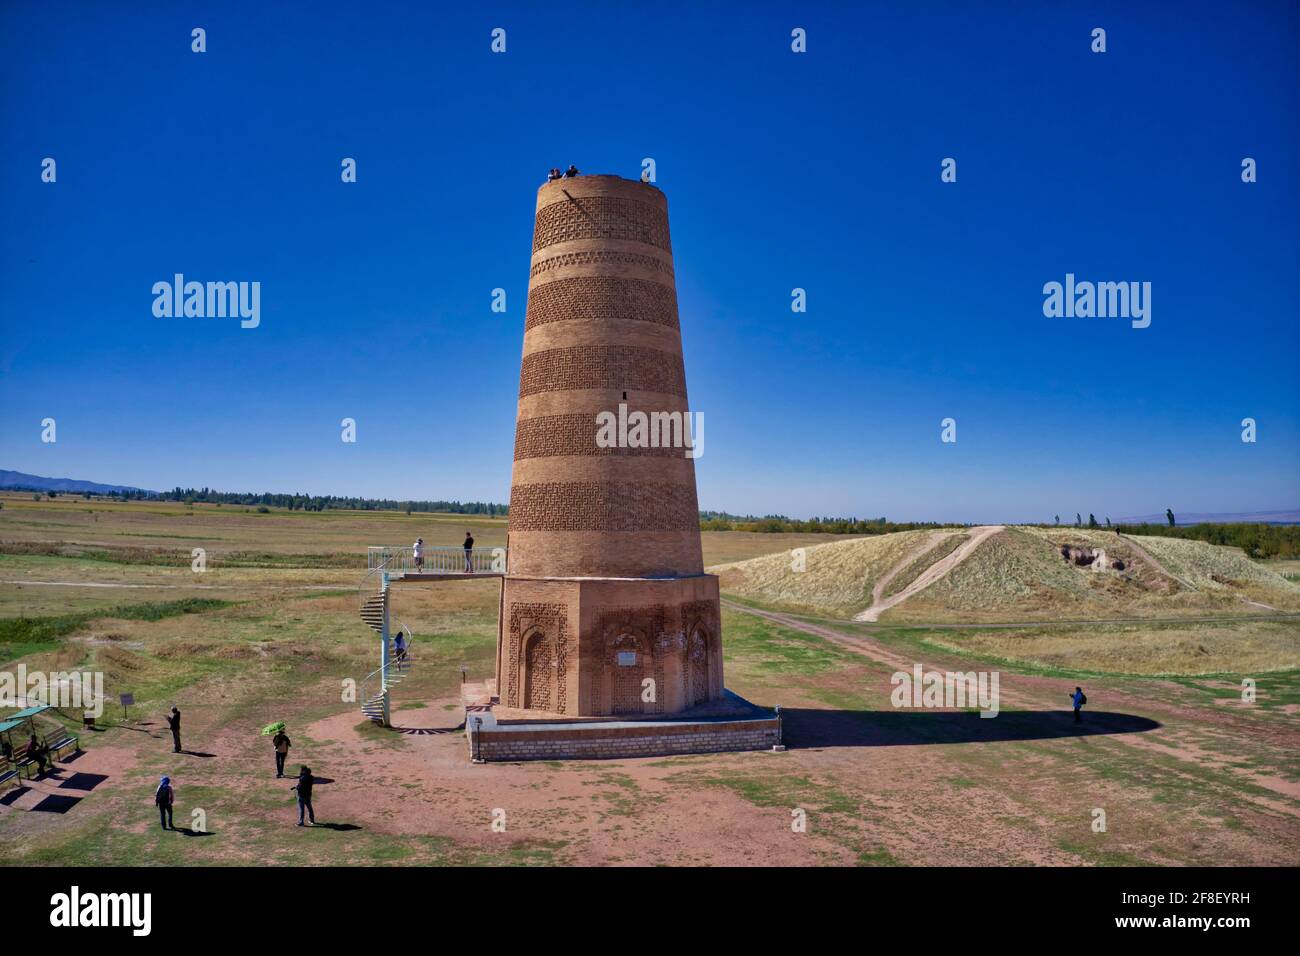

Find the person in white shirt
[[412, 538, 424, 571]]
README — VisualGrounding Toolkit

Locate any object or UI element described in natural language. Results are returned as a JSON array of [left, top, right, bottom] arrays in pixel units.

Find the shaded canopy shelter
[[1, 705, 53, 748], [6, 705, 52, 721], [0, 717, 24, 758]]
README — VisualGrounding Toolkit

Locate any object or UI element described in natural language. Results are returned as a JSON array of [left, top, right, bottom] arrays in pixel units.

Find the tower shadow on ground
[[782, 709, 1160, 749]]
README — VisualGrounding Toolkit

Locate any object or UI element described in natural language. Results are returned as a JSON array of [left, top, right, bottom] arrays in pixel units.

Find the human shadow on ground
[[310, 822, 361, 831], [175, 827, 216, 837], [781, 709, 1160, 749], [179, 751, 216, 758]]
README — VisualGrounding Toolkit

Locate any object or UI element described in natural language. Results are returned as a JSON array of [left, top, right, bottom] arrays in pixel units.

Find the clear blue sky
[[2, 1, 1296, 522]]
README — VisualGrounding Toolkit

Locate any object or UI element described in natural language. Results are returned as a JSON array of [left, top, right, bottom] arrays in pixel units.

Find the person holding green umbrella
[[272, 726, 291, 777], [260, 721, 291, 778]]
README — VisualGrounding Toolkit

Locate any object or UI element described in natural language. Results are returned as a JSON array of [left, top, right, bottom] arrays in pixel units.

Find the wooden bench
[[47, 733, 79, 762], [0, 766, 21, 791]]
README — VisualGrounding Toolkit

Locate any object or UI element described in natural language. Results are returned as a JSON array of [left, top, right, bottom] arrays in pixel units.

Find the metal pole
[[380, 571, 391, 727]]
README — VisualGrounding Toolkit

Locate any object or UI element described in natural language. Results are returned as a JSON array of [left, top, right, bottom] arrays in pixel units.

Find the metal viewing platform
[[367, 545, 506, 580]]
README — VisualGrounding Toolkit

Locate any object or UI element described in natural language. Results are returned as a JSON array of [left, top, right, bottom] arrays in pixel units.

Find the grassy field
[[2, 495, 1297, 866]]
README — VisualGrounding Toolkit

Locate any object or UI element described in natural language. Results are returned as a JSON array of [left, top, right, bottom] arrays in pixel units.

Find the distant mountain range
[[0, 470, 155, 495], [1115, 510, 1300, 525]]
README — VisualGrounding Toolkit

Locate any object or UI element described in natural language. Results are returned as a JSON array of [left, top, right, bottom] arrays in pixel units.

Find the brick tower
[[497, 173, 722, 717]]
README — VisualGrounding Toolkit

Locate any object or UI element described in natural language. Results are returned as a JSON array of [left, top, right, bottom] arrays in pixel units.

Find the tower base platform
[[461, 686, 782, 763]]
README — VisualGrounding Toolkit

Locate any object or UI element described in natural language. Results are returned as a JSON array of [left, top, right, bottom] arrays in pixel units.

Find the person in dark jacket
[[291, 766, 316, 826], [166, 706, 181, 753], [272, 728, 292, 778], [463, 532, 474, 572], [155, 775, 175, 830], [25, 733, 48, 774], [1070, 687, 1086, 723], [564, 164, 579, 178]]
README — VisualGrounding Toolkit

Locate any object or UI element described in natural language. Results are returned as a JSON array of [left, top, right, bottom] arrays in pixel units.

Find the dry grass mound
[[710, 530, 952, 615], [1123, 533, 1300, 610], [715, 525, 1300, 624]]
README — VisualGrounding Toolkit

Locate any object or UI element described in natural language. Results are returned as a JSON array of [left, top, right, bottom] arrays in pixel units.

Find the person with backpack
[[272, 727, 292, 778], [291, 766, 316, 826], [155, 776, 175, 830], [1070, 686, 1087, 723]]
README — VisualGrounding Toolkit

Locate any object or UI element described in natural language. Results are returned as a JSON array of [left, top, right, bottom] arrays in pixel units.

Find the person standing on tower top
[[547, 167, 561, 182], [412, 537, 424, 572], [564, 164, 579, 178], [463, 532, 475, 572]]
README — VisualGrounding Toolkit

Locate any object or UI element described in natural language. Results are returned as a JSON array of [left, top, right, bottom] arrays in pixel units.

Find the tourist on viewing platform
[[155, 775, 175, 830], [547, 167, 561, 181], [412, 537, 424, 571], [166, 705, 182, 753], [564, 164, 579, 177], [463, 532, 474, 572], [1070, 686, 1087, 723], [272, 727, 291, 778], [291, 766, 316, 826]]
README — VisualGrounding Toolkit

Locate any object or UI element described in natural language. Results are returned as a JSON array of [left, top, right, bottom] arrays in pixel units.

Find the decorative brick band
[[514, 413, 685, 460], [530, 249, 674, 281], [508, 480, 700, 532], [525, 275, 679, 332], [519, 345, 686, 398], [533, 196, 671, 253]]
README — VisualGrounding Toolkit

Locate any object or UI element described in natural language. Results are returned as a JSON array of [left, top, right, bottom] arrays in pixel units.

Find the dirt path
[[1118, 534, 1197, 590], [868, 531, 955, 606], [725, 600, 1300, 819], [724, 600, 1299, 630], [854, 525, 1004, 622]]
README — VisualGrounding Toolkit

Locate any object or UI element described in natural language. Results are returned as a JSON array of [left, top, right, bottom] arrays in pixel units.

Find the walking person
[[393, 629, 408, 668], [272, 727, 292, 778], [166, 706, 182, 753], [1069, 686, 1087, 723], [412, 537, 424, 572], [155, 775, 175, 830], [463, 531, 474, 572], [291, 765, 316, 826]]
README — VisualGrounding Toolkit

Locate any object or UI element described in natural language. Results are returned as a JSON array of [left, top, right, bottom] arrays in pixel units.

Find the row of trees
[[1113, 522, 1300, 560], [697, 512, 948, 535], [94, 487, 509, 515], [1050, 509, 1177, 529]]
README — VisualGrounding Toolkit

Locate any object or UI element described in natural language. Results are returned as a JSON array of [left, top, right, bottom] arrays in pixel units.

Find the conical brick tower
[[497, 174, 722, 716]]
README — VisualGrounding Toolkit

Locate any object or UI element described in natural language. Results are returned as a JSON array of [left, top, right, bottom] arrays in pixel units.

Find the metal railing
[[359, 624, 414, 709], [367, 546, 506, 575]]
